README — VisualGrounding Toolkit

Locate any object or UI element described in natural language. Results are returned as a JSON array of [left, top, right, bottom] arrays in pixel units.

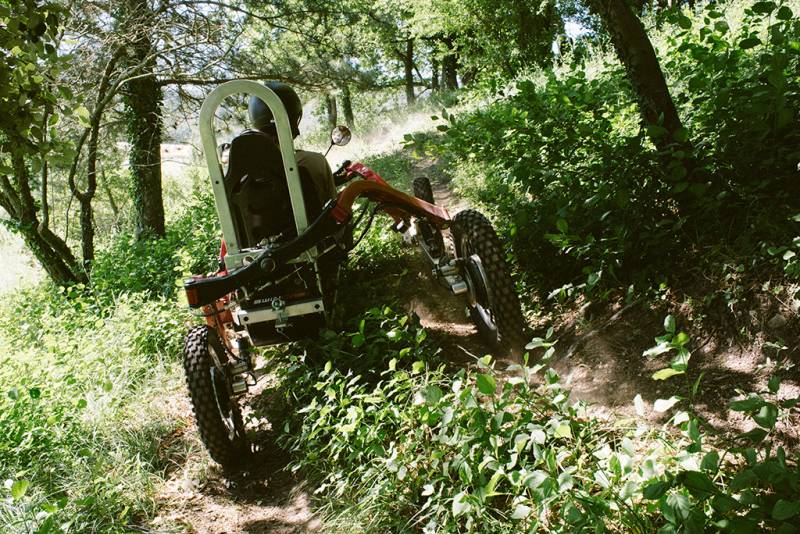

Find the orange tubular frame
[[333, 180, 451, 228]]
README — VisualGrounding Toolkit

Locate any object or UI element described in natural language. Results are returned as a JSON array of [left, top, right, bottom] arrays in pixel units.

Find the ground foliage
[[0, 192, 217, 531], [2, 1, 800, 532], [276, 307, 799, 533]]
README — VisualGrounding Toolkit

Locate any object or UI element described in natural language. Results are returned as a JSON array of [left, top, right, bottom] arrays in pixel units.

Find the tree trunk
[[18, 222, 86, 285], [404, 39, 416, 104], [122, 0, 165, 239], [431, 56, 440, 92], [441, 37, 459, 90], [101, 168, 120, 223], [1, 159, 86, 285], [442, 55, 459, 90], [325, 93, 338, 128], [588, 0, 689, 154], [341, 84, 355, 128]]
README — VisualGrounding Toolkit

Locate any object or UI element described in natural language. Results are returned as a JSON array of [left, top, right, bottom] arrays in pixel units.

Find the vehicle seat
[[224, 130, 323, 249]]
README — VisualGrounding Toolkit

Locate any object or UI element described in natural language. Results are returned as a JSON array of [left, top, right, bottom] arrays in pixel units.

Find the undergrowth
[[0, 189, 217, 532], [408, 0, 800, 322], [275, 308, 799, 533]]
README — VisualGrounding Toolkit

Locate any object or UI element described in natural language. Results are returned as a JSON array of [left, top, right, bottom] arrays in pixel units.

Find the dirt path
[[150, 376, 320, 534]]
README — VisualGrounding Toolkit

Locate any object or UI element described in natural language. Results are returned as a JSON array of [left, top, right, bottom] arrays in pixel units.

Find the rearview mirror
[[331, 125, 352, 146]]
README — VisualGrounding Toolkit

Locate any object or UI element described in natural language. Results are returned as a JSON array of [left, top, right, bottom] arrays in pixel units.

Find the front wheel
[[184, 325, 248, 471], [451, 210, 527, 354]]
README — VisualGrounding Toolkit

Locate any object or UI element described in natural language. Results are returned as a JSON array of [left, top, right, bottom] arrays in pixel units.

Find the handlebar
[[184, 200, 345, 308], [333, 160, 352, 186]]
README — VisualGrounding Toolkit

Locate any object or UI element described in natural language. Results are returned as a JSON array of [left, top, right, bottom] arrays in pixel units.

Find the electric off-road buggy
[[182, 80, 527, 470]]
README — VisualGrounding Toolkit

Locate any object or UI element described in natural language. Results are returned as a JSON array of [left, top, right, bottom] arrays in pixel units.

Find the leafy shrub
[[417, 1, 800, 301], [0, 281, 188, 531], [90, 188, 220, 302], [277, 308, 799, 533]]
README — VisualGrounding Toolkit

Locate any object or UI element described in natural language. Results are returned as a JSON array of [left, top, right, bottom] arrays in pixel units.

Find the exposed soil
[[150, 151, 799, 533]]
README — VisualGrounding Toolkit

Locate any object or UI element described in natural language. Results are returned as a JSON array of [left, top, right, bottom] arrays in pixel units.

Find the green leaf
[[730, 396, 765, 412], [752, 1, 777, 14], [673, 127, 689, 143], [654, 396, 680, 412], [753, 403, 778, 429], [476, 374, 496, 395], [11, 480, 30, 500], [523, 470, 549, 489], [682, 470, 717, 499], [664, 492, 692, 522], [511, 504, 532, 519], [772, 500, 800, 521], [768, 375, 781, 394], [673, 332, 690, 346], [652, 368, 684, 381], [643, 342, 672, 358], [556, 219, 568, 233], [351, 332, 365, 348], [739, 37, 761, 49], [422, 385, 443, 405], [643, 480, 670, 499], [701, 451, 719, 472], [452, 490, 469, 517], [646, 124, 668, 138], [526, 337, 554, 350], [664, 315, 676, 333], [676, 14, 692, 29], [74, 105, 90, 126], [776, 5, 793, 19], [554, 422, 572, 439]]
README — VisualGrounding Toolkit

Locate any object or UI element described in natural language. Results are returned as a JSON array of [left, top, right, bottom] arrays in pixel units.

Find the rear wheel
[[451, 209, 527, 354], [184, 326, 248, 471], [412, 176, 445, 257]]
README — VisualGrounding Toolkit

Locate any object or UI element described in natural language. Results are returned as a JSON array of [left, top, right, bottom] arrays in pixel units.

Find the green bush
[[416, 1, 800, 302], [0, 284, 187, 531], [90, 187, 220, 302], [277, 309, 799, 533]]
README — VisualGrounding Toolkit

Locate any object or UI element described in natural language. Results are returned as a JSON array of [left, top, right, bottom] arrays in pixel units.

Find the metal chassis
[[188, 83, 471, 402]]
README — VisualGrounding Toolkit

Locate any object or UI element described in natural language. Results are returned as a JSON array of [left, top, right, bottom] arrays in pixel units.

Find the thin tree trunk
[[3, 156, 85, 285], [101, 168, 120, 221], [341, 84, 354, 128], [123, 0, 165, 239], [589, 0, 690, 154], [325, 93, 338, 128], [441, 37, 459, 90], [431, 56, 440, 92], [404, 39, 416, 104]]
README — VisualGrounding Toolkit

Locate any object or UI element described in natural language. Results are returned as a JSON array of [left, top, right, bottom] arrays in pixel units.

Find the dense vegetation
[[1, 0, 799, 532]]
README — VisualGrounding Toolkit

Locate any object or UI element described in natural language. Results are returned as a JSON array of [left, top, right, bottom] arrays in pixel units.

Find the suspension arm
[[331, 180, 451, 228]]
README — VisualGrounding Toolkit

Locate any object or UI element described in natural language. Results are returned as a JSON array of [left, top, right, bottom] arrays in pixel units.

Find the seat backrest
[[224, 130, 323, 249]]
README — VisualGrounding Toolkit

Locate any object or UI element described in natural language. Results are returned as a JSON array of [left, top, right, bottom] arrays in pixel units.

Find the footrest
[[233, 298, 325, 326]]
